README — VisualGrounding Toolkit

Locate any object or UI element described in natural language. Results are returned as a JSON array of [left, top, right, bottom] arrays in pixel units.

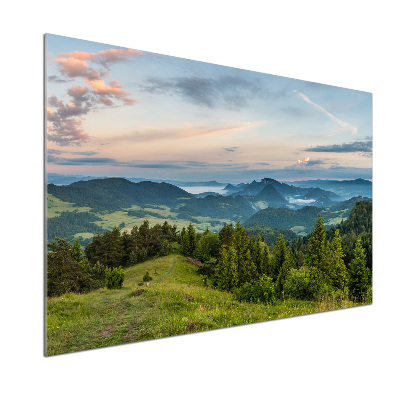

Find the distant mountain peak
[[256, 183, 288, 205]]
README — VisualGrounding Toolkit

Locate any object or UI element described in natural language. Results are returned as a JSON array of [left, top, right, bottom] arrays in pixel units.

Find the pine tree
[[260, 241, 271, 276], [139, 220, 151, 251], [180, 227, 190, 256], [71, 238, 83, 263], [219, 223, 235, 247], [328, 230, 348, 290], [306, 213, 327, 289], [233, 220, 257, 285], [307, 213, 327, 271], [187, 223, 196, 256], [276, 248, 292, 296], [272, 234, 288, 280], [348, 237, 369, 302], [214, 246, 239, 290]]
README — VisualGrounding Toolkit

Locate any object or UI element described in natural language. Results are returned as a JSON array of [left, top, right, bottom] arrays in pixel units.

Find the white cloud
[[294, 90, 358, 134]]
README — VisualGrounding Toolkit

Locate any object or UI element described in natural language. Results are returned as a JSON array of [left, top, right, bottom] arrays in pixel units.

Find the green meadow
[[46, 253, 359, 356], [47, 194, 234, 238]]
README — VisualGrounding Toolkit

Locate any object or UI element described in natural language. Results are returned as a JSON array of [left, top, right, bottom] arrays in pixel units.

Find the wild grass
[[46, 254, 366, 356]]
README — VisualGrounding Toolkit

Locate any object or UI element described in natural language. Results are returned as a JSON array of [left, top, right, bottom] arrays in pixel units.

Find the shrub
[[143, 271, 153, 282], [234, 275, 276, 304], [105, 266, 125, 290], [259, 275, 276, 304], [283, 268, 315, 300]]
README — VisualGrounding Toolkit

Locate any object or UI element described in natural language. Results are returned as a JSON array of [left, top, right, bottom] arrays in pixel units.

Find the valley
[[47, 176, 371, 245]]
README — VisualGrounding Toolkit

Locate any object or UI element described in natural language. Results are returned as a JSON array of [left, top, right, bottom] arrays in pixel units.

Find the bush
[[105, 266, 125, 290], [234, 275, 276, 304], [143, 271, 153, 282], [283, 267, 326, 300]]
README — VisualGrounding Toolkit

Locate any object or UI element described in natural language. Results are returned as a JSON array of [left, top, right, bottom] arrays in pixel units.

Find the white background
[[1, 1, 399, 399]]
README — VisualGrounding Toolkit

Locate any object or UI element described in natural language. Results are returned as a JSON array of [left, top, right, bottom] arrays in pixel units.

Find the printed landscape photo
[[45, 34, 372, 356]]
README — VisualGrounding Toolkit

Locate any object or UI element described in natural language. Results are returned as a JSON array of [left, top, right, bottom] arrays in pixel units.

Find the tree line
[[47, 221, 177, 297], [47, 201, 372, 304], [179, 210, 371, 303]]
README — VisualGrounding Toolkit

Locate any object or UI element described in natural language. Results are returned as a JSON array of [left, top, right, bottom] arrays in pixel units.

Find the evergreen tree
[[307, 213, 327, 271], [272, 234, 288, 280], [187, 223, 197, 256], [260, 241, 271, 276], [71, 238, 83, 263], [219, 223, 235, 247], [214, 246, 239, 290], [180, 227, 190, 256], [327, 230, 348, 290], [276, 248, 292, 296], [85, 227, 123, 268], [138, 220, 151, 251], [233, 220, 257, 285], [348, 237, 369, 302], [306, 213, 327, 288]]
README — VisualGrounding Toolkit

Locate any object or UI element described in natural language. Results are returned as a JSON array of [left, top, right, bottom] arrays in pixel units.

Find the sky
[[46, 34, 372, 183]]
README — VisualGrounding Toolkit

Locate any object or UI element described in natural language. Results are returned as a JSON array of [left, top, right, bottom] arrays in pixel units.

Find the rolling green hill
[[175, 195, 257, 220], [48, 178, 193, 211], [46, 253, 357, 356], [244, 196, 370, 236], [244, 206, 323, 234]]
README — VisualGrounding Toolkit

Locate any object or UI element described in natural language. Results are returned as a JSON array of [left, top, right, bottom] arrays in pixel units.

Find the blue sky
[[46, 34, 372, 182]]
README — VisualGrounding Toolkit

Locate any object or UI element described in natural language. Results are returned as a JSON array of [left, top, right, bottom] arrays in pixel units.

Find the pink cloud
[[93, 48, 142, 64], [99, 97, 113, 106], [47, 107, 89, 146], [48, 47, 140, 144]]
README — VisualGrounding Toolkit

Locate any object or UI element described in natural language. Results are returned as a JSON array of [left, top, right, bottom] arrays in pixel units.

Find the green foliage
[[180, 227, 191, 256], [194, 231, 220, 262], [71, 238, 83, 263], [143, 271, 153, 282], [234, 275, 276, 304], [187, 223, 197, 256], [85, 227, 124, 268], [47, 237, 106, 297], [245, 224, 298, 245], [105, 266, 125, 290], [276, 248, 293, 296], [214, 247, 239, 290], [326, 201, 372, 272], [326, 230, 348, 290], [82, 260, 106, 290], [271, 234, 289, 280], [307, 213, 327, 271], [48, 254, 363, 356], [218, 223, 235, 248], [85, 220, 176, 268], [283, 268, 315, 300], [348, 237, 370, 301], [233, 220, 257, 285]]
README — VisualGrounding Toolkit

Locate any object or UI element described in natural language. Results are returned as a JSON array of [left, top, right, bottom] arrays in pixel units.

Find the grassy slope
[[46, 254, 361, 356], [47, 194, 91, 218]]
